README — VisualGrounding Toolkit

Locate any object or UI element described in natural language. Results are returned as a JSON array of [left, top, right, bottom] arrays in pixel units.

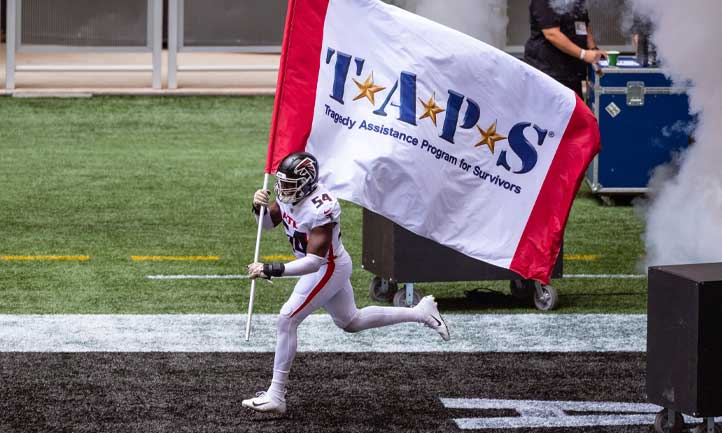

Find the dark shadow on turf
[[565, 292, 645, 297], [436, 288, 529, 311]]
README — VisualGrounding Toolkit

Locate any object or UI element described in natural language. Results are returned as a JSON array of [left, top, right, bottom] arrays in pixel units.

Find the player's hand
[[252, 189, 271, 210], [584, 49, 608, 64], [248, 262, 268, 280]]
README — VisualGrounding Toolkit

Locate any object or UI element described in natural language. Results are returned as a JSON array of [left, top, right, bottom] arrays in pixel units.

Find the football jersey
[[276, 183, 346, 261]]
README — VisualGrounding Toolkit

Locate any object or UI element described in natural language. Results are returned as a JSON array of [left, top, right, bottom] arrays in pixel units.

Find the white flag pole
[[245, 172, 270, 341]]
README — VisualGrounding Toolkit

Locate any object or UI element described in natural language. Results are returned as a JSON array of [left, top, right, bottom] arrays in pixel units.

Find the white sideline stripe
[[145, 274, 298, 280], [564, 274, 646, 279], [146, 274, 647, 280], [0, 314, 645, 353]]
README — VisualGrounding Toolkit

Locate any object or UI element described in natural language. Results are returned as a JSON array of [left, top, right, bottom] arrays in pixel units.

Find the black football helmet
[[275, 152, 319, 204]]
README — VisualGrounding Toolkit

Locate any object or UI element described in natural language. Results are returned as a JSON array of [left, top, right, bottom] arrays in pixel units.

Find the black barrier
[[647, 263, 722, 428]]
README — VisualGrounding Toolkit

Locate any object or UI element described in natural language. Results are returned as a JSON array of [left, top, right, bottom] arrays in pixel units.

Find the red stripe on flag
[[290, 246, 336, 318], [266, 0, 331, 174], [510, 96, 601, 284]]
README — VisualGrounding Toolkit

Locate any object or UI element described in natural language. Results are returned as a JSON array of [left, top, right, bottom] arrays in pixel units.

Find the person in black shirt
[[524, 0, 607, 98]]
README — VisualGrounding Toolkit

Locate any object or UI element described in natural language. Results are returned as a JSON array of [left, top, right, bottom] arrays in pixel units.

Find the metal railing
[[5, 0, 162, 90], [167, 0, 284, 89], [3, 0, 635, 91]]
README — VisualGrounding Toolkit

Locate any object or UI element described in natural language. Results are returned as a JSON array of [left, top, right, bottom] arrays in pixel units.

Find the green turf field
[[0, 96, 646, 314]]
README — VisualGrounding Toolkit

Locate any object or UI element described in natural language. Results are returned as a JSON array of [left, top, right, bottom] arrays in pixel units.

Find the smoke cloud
[[548, 0, 580, 14], [631, 0, 722, 267], [391, 0, 509, 49]]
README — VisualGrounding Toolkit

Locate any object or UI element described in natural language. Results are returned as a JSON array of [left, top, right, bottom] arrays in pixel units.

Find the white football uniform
[[262, 182, 440, 407], [276, 182, 347, 262]]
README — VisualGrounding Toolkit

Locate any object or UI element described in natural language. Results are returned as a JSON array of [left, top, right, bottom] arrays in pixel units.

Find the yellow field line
[[564, 254, 601, 261], [261, 255, 296, 261], [131, 256, 220, 262], [1, 255, 90, 261]]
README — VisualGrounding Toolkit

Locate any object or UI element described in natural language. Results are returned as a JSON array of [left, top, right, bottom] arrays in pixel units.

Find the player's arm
[[248, 223, 334, 279], [252, 189, 281, 229]]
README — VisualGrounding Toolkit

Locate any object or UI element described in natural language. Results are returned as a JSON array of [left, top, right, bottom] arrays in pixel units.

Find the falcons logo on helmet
[[295, 158, 317, 181]]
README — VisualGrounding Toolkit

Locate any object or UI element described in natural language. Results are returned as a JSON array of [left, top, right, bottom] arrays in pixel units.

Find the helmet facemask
[[274, 171, 310, 204]]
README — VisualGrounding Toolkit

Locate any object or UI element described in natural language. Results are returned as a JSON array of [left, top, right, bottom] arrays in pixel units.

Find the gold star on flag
[[475, 120, 507, 154], [418, 93, 445, 126], [353, 72, 386, 106]]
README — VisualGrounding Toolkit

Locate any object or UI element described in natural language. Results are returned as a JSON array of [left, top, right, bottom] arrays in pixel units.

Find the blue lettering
[[354, 57, 365, 76], [496, 122, 540, 175], [398, 72, 417, 126], [533, 124, 549, 146], [330, 51, 352, 104], [440, 91, 480, 143], [373, 71, 416, 126], [460, 98, 480, 129], [440, 91, 464, 143], [374, 80, 398, 117]]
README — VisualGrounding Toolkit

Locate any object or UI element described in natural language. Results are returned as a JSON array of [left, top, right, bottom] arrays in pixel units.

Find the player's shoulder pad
[[309, 191, 341, 228]]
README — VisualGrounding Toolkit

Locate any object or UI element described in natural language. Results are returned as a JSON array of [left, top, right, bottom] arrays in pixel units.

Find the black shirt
[[524, 0, 590, 82]]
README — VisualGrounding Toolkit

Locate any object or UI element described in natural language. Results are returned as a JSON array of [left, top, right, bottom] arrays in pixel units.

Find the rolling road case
[[586, 57, 694, 203], [361, 209, 563, 310], [647, 263, 722, 433]]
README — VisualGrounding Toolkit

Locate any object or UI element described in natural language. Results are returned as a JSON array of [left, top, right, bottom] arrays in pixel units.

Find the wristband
[[263, 262, 285, 278], [579, 49, 586, 60]]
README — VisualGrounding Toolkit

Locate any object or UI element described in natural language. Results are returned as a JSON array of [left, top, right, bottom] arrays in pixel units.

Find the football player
[[242, 151, 449, 415]]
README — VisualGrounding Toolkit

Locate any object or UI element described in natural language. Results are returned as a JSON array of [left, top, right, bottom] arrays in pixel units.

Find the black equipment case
[[361, 209, 563, 310], [647, 263, 722, 433]]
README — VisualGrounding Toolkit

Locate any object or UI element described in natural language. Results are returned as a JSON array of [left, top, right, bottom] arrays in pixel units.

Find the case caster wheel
[[369, 276, 397, 302], [654, 409, 684, 433], [392, 285, 423, 307], [534, 284, 559, 311]]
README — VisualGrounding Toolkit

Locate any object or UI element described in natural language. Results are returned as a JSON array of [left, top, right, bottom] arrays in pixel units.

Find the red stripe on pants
[[290, 248, 336, 318]]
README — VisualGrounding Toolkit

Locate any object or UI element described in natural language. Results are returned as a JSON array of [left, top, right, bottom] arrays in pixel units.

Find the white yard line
[[0, 314, 646, 353], [440, 399, 722, 430]]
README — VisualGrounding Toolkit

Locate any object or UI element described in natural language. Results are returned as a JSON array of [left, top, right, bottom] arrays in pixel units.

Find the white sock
[[267, 370, 288, 401]]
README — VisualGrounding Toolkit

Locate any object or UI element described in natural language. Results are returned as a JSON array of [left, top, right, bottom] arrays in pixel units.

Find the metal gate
[[4, 0, 163, 90], [166, 0, 284, 89]]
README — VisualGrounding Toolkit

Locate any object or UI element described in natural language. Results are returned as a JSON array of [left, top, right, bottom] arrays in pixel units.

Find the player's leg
[[324, 277, 450, 340], [242, 273, 317, 414], [243, 260, 349, 413]]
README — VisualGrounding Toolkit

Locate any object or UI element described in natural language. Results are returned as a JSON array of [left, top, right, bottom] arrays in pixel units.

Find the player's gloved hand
[[252, 190, 271, 212], [248, 262, 269, 280]]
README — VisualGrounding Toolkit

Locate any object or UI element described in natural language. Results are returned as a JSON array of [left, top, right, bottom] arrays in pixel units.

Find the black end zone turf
[[0, 353, 645, 433]]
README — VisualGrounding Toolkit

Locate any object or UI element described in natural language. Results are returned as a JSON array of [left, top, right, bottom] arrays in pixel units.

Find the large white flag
[[266, 0, 600, 283]]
